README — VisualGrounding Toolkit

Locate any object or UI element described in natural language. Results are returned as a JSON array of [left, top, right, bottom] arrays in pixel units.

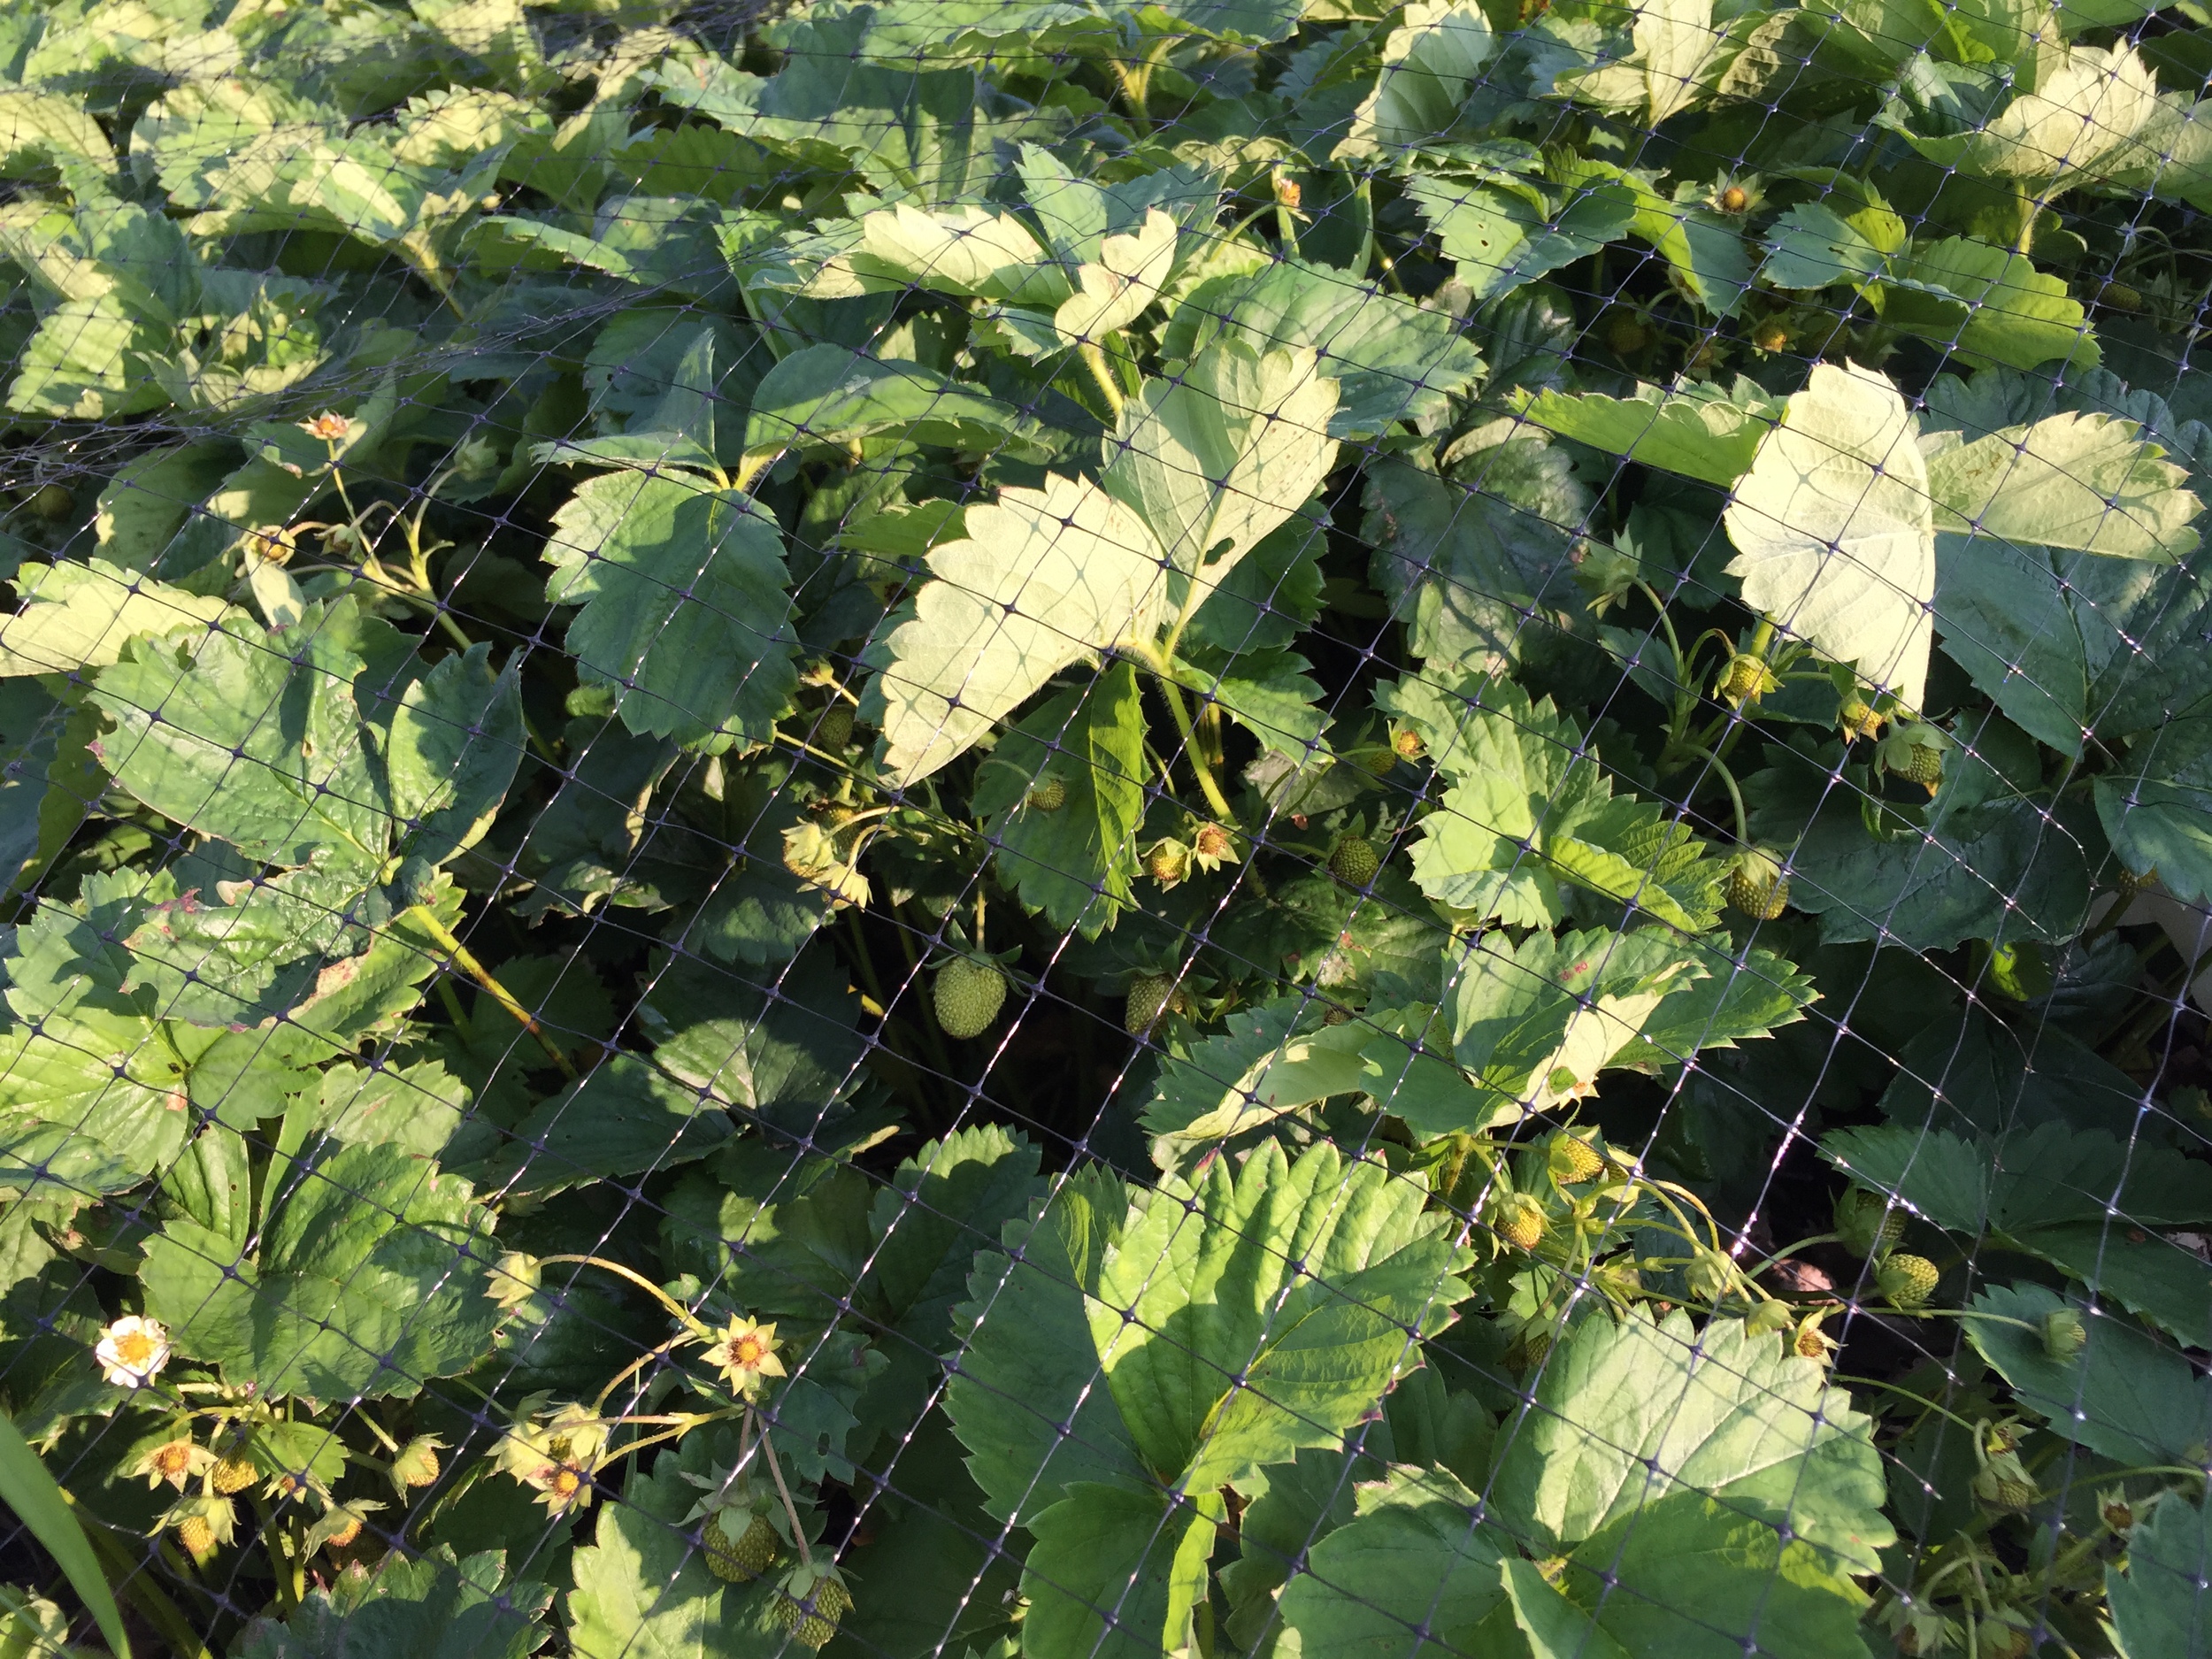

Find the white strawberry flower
[[95, 1316, 171, 1388]]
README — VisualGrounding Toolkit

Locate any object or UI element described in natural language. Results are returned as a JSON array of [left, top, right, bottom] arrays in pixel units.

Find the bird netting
[[0, 0, 2209, 1655]]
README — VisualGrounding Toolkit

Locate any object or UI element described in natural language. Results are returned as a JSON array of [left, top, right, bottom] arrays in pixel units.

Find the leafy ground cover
[[4, 0, 2212, 1654]]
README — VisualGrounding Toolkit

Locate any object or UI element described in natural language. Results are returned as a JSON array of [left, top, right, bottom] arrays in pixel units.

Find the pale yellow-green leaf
[[1516, 383, 1776, 487], [1723, 362, 1936, 708], [1103, 342, 1339, 588], [1054, 209, 1177, 347], [1526, 984, 1679, 1111], [849, 204, 1072, 309], [1924, 411, 2200, 560], [0, 90, 110, 172], [1909, 44, 2162, 182], [875, 474, 1166, 784], [0, 561, 237, 679], [1553, 0, 1730, 125], [1151, 1025, 1370, 1167], [390, 87, 549, 169], [1333, 0, 1495, 159]]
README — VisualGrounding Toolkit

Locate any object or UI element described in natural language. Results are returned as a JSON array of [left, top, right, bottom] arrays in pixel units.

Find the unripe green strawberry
[[28, 484, 71, 522], [2042, 1307, 2087, 1360], [1329, 834, 1379, 888], [1839, 698, 1883, 742], [1716, 652, 1777, 703], [933, 958, 1006, 1041], [1883, 724, 1947, 789], [1605, 313, 1649, 354], [1724, 848, 1790, 920], [773, 1566, 853, 1649], [816, 803, 866, 860], [176, 1515, 216, 1560], [1977, 1617, 2032, 1659], [1974, 1451, 2038, 1511], [703, 1508, 780, 1582], [1492, 1193, 1548, 1253], [1834, 1187, 1904, 1258], [211, 1455, 257, 1494], [1877, 1253, 1939, 1309], [1548, 1133, 1604, 1186], [812, 703, 853, 751], [2101, 280, 2142, 312], [1125, 974, 1174, 1036], [1025, 774, 1067, 812]]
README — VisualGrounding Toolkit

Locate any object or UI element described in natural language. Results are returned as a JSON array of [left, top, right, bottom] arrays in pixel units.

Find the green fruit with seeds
[[1125, 973, 1174, 1036], [1724, 848, 1789, 920], [812, 703, 853, 750], [1877, 1253, 1939, 1308], [1025, 774, 1067, 811], [933, 957, 1006, 1040], [703, 1508, 780, 1582], [1329, 834, 1379, 887], [1492, 1193, 1548, 1252], [773, 1566, 853, 1649], [1834, 1187, 1904, 1257], [28, 484, 71, 521]]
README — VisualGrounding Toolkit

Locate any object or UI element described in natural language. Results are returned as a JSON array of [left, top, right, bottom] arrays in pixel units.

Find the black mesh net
[[0, 1, 2208, 1655]]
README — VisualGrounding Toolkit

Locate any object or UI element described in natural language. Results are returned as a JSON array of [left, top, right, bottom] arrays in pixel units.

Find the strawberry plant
[[3, 0, 2212, 1654]]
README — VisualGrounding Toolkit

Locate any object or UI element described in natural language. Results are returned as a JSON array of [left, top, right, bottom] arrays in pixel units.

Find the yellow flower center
[[733, 1335, 766, 1367], [112, 1331, 157, 1366], [153, 1443, 191, 1477], [552, 1467, 583, 1497]]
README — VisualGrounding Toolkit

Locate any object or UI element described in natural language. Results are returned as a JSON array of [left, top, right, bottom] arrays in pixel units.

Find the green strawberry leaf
[[543, 474, 798, 752], [1448, 926, 1702, 1116], [970, 663, 1148, 939], [2096, 715, 2212, 902], [1515, 380, 1778, 488], [235, 1547, 551, 1659], [1405, 174, 1640, 304], [1967, 1281, 2212, 1466], [1878, 236, 2099, 372], [91, 606, 391, 874], [1365, 425, 1589, 670], [142, 1141, 499, 1399], [945, 1164, 1148, 1524], [471, 1052, 733, 1198], [868, 473, 1166, 785], [1491, 1310, 1893, 1574], [119, 867, 381, 1031], [1021, 1485, 1219, 1659], [1551, 0, 1731, 123], [1158, 260, 1486, 440], [1333, 0, 1495, 159], [1140, 997, 1371, 1170], [567, 1447, 779, 1658], [0, 559, 235, 679], [1724, 362, 1937, 709], [740, 343, 1052, 478], [1101, 341, 1339, 585], [1555, 1492, 1873, 1659], [1274, 1468, 1509, 1656], [1092, 1140, 1470, 1493], [2106, 1488, 2212, 1659], [1395, 679, 1722, 932]]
